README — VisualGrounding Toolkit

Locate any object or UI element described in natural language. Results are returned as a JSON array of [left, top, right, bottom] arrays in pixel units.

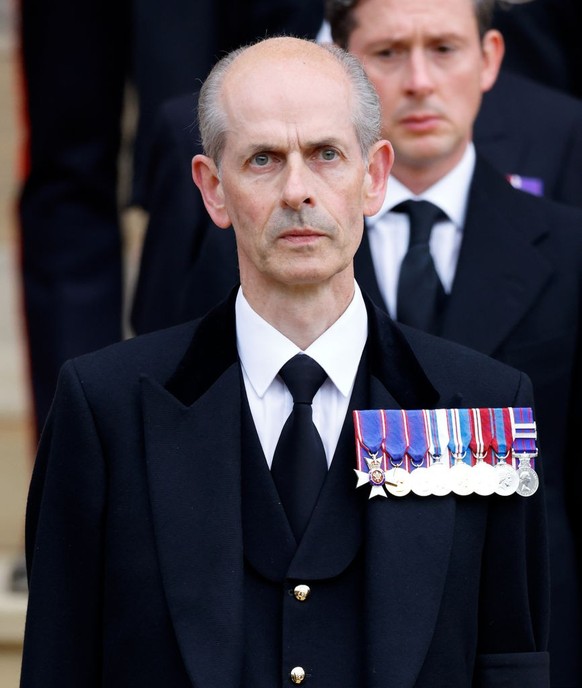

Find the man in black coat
[[130, 1, 582, 685], [20, 36, 550, 687]]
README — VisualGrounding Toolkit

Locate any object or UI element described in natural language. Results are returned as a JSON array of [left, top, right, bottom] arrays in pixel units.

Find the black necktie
[[394, 199, 446, 333], [271, 354, 328, 541]]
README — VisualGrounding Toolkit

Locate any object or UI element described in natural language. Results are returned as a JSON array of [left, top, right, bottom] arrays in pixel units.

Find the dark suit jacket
[[21, 293, 549, 686], [131, 137, 582, 684]]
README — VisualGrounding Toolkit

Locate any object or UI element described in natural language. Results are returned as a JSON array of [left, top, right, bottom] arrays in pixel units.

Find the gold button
[[290, 666, 306, 684], [293, 584, 311, 602]]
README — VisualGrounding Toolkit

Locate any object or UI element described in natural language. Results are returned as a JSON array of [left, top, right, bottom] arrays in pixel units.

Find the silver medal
[[450, 460, 474, 496], [385, 466, 412, 497], [427, 460, 452, 496], [409, 466, 432, 496], [472, 460, 497, 496], [449, 448, 472, 496], [494, 460, 519, 496], [516, 455, 539, 497]]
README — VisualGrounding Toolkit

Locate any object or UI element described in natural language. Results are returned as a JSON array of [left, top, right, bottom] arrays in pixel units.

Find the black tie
[[271, 354, 328, 541], [394, 199, 446, 334]]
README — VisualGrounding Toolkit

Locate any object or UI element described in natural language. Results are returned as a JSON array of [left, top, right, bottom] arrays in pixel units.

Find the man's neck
[[391, 144, 471, 195], [241, 276, 355, 351]]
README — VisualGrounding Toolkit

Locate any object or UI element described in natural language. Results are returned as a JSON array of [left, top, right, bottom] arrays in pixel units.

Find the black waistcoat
[[240, 356, 370, 687]]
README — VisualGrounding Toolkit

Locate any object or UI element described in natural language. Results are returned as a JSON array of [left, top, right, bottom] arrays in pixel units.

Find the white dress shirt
[[236, 284, 368, 468], [366, 144, 476, 318]]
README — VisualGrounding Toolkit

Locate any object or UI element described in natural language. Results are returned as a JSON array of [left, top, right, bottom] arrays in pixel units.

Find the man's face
[[193, 45, 391, 295], [347, 0, 501, 184]]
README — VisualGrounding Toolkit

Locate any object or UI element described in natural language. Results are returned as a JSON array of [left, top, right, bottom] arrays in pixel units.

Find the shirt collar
[[369, 142, 476, 229], [235, 283, 368, 398]]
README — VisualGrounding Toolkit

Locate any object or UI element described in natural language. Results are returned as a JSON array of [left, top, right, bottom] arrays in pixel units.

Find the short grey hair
[[197, 38, 382, 167], [326, 0, 498, 48]]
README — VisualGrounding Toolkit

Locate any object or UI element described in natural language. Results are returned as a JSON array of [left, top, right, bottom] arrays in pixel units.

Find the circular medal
[[427, 462, 452, 496], [494, 462, 519, 496], [409, 466, 431, 497], [472, 461, 497, 496], [450, 461, 473, 496], [516, 465, 539, 497], [385, 467, 411, 497]]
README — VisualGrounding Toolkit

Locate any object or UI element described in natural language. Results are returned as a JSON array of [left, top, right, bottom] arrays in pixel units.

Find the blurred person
[[20, 36, 550, 687]]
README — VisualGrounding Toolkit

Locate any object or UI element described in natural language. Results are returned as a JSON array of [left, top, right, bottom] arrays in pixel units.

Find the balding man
[[20, 36, 549, 687]]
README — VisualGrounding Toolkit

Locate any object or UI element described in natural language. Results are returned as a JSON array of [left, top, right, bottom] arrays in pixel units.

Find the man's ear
[[480, 29, 505, 93], [191, 154, 232, 228], [363, 140, 394, 218]]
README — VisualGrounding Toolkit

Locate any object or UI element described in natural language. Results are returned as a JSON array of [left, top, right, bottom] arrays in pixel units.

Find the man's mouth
[[400, 112, 441, 133]]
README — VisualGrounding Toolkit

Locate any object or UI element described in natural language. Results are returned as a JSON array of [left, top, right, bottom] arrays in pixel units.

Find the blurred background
[[0, 1, 147, 683], [0, 0, 30, 684]]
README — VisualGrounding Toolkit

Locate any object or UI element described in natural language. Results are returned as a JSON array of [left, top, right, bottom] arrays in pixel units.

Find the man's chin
[[393, 139, 460, 174]]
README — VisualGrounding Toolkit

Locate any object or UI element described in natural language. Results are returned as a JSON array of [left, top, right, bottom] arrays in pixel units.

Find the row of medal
[[353, 407, 539, 499]]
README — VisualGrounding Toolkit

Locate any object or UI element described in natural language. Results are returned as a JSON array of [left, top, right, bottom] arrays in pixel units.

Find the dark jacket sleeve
[[21, 360, 106, 687]]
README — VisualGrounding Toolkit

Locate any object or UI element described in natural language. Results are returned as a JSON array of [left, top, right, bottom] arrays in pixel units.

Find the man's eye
[[320, 148, 338, 161], [251, 153, 270, 166]]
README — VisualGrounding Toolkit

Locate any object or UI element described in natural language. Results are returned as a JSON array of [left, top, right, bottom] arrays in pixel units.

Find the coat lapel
[[286, 349, 380, 580], [240, 391, 298, 582], [441, 158, 552, 356], [474, 71, 521, 173], [141, 293, 244, 688]]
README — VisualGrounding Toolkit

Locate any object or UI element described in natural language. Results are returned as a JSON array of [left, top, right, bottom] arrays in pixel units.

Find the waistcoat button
[[293, 584, 311, 602], [290, 666, 306, 684]]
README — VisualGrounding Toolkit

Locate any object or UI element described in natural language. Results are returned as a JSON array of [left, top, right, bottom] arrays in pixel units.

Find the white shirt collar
[[369, 142, 476, 229], [236, 283, 368, 398]]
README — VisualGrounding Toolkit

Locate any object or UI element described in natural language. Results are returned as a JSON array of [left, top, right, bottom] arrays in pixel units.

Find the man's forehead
[[352, 0, 479, 37], [223, 109, 359, 159], [228, 36, 335, 72], [221, 46, 353, 128], [224, 41, 344, 94]]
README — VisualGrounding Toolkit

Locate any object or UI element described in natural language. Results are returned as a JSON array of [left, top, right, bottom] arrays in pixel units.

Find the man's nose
[[281, 157, 314, 211], [403, 49, 434, 97]]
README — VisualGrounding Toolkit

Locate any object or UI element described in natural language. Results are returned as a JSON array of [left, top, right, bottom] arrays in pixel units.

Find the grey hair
[[326, 0, 498, 48], [197, 38, 382, 167]]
